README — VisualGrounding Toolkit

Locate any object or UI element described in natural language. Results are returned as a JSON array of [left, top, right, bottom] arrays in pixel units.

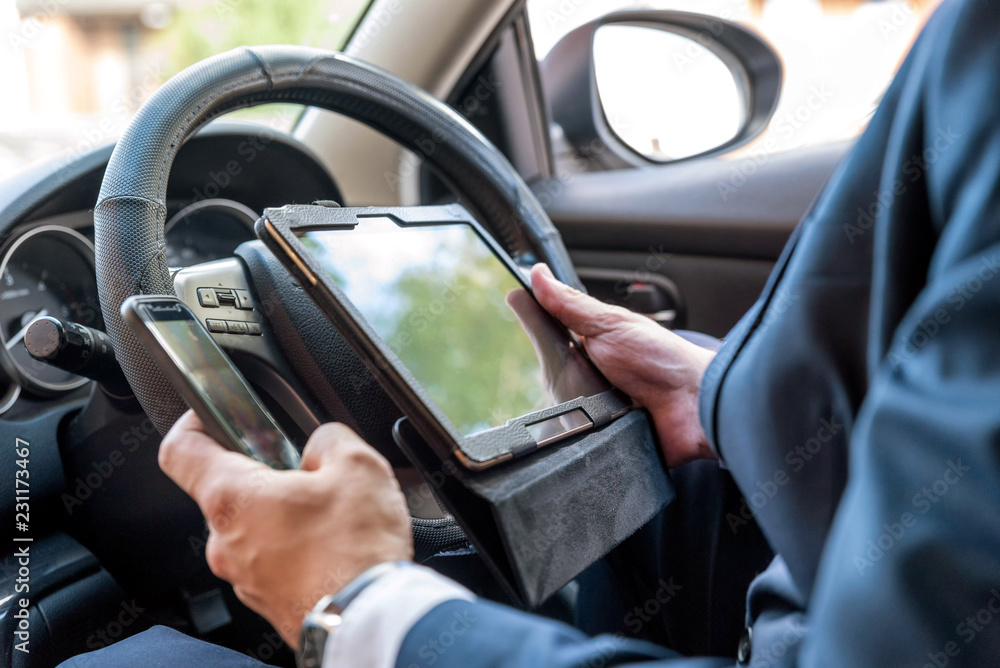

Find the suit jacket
[[396, 0, 1000, 665]]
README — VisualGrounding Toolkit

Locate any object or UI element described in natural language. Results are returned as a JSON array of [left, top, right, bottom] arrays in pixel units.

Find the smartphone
[[121, 295, 301, 470]]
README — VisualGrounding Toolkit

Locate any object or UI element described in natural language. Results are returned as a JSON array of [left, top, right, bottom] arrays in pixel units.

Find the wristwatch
[[297, 561, 408, 668]]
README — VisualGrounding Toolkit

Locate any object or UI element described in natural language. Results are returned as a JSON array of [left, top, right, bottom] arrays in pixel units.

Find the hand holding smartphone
[[122, 296, 301, 470]]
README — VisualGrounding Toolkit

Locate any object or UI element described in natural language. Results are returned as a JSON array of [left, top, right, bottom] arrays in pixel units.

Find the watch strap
[[333, 561, 408, 612], [297, 561, 410, 668]]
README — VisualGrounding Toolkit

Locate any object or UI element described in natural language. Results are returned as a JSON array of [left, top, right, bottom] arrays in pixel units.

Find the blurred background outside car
[[0, 0, 939, 182]]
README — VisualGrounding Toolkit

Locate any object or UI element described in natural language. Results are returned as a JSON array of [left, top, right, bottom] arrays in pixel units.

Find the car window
[[527, 0, 940, 162], [0, 0, 372, 182]]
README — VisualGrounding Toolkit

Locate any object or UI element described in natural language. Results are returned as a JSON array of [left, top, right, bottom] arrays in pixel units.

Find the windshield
[[0, 0, 372, 182]]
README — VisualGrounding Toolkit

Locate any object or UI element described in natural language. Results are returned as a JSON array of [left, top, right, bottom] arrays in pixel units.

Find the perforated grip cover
[[95, 46, 579, 433]]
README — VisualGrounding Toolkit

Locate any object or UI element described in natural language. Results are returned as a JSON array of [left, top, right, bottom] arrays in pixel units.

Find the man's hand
[[530, 264, 717, 467], [158, 411, 413, 648]]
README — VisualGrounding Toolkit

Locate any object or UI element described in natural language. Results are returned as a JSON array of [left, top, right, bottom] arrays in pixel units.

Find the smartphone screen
[[297, 217, 611, 436], [137, 302, 300, 469]]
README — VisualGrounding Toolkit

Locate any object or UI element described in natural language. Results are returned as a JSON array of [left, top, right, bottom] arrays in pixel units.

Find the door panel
[[570, 251, 777, 338], [539, 140, 852, 337]]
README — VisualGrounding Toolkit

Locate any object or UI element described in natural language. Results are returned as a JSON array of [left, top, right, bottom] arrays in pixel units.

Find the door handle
[[576, 267, 685, 329]]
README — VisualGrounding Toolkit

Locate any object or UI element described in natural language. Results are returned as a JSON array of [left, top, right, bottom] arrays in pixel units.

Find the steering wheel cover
[[95, 45, 578, 432]]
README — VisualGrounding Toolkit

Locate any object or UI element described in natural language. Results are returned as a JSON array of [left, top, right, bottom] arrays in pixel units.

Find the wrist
[[333, 561, 413, 608], [647, 346, 715, 467], [648, 390, 713, 466], [298, 561, 412, 667]]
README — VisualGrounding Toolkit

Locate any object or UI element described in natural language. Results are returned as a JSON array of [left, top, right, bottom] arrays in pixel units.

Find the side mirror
[[541, 10, 783, 167]]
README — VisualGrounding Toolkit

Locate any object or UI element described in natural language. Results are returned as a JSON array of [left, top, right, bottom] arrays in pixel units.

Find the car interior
[[0, 0, 934, 666]]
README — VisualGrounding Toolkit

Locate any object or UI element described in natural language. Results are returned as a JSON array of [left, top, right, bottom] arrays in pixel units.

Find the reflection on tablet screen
[[300, 218, 610, 435]]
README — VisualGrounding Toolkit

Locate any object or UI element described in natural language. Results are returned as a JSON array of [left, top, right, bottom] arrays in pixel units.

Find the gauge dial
[[0, 363, 18, 414], [165, 199, 259, 268], [0, 225, 102, 394]]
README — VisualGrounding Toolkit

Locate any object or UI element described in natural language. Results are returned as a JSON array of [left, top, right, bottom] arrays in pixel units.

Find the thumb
[[530, 264, 621, 337], [300, 422, 375, 472]]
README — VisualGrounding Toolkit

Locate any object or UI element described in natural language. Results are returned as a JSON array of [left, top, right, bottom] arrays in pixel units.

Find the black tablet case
[[394, 410, 674, 608]]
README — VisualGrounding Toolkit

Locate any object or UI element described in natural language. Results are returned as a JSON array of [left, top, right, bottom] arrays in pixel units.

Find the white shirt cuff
[[323, 564, 474, 668]]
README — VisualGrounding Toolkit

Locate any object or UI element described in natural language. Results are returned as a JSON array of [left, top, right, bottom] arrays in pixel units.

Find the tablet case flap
[[394, 409, 674, 607]]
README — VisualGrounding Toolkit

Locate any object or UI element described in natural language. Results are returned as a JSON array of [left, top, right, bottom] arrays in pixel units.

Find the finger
[[232, 585, 269, 612], [300, 422, 370, 472], [159, 409, 266, 505], [530, 264, 621, 337], [204, 530, 234, 581]]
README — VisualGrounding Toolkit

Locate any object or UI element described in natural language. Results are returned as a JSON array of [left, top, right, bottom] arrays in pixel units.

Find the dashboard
[[0, 122, 342, 415]]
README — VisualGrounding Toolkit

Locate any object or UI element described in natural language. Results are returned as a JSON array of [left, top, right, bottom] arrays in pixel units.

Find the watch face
[[297, 562, 406, 665], [299, 621, 337, 668], [298, 594, 340, 668]]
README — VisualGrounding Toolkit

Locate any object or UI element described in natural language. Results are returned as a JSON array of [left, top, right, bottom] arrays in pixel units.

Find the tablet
[[256, 203, 631, 470]]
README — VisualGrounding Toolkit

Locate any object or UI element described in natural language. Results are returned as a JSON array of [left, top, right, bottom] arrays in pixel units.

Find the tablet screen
[[299, 217, 610, 435]]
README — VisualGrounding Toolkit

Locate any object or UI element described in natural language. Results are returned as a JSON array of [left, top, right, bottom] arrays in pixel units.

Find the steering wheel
[[94, 45, 580, 438]]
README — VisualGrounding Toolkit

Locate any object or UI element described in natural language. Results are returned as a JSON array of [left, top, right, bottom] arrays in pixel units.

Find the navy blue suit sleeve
[[404, 3, 1000, 667], [802, 0, 1000, 664], [395, 600, 731, 668]]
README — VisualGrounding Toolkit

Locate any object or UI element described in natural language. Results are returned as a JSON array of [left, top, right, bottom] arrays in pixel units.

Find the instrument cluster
[[0, 198, 258, 411]]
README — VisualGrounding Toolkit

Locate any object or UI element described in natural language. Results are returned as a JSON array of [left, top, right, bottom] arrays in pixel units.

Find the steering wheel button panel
[[197, 288, 219, 308], [215, 289, 237, 307], [225, 320, 248, 335], [234, 289, 254, 310], [206, 319, 227, 333]]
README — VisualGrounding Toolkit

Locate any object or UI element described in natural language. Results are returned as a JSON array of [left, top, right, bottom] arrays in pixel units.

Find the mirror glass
[[593, 25, 744, 162]]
